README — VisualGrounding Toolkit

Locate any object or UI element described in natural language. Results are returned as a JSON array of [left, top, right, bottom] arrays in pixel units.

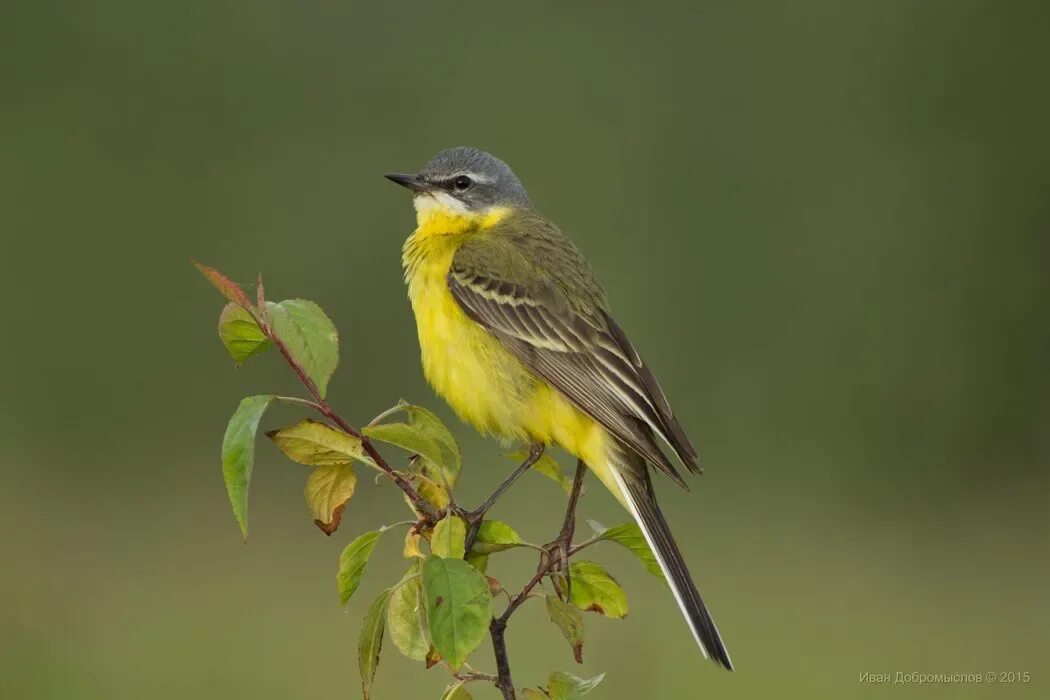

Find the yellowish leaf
[[267, 419, 365, 466], [431, 514, 466, 559], [403, 530, 425, 558], [304, 464, 356, 535]]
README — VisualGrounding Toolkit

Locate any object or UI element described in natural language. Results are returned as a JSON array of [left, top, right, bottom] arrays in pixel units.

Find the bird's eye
[[452, 175, 473, 191]]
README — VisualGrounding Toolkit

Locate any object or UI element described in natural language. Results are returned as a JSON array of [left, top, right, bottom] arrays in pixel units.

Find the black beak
[[384, 172, 431, 193]]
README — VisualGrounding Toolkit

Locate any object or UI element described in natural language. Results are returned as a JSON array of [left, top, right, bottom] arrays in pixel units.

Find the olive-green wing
[[448, 235, 700, 486]]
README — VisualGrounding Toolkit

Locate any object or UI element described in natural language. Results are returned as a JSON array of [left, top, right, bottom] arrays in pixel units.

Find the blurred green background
[[2, 1, 1047, 698]]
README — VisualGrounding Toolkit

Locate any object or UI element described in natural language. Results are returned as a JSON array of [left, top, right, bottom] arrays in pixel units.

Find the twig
[[441, 661, 497, 684], [568, 533, 604, 556], [464, 443, 545, 552], [488, 458, 589, 700], [559, 459, 587, 543], [472, 443, 545, 519], [254, 310, 439, 521]]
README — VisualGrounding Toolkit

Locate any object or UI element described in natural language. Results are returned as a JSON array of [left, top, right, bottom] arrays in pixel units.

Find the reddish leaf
[[192, 260, 253, 309]]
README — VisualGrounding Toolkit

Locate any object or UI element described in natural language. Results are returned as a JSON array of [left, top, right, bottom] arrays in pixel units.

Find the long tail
[[606, 449, 734, 670]]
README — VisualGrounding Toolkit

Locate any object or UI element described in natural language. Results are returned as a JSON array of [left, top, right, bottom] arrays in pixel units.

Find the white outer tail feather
[[609, 466, 732, 668]]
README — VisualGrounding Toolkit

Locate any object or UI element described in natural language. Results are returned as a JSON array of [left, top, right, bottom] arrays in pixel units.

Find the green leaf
[[470, 520, 523, 554], [422, 555, 492, 670], [547, 671, 605, 700], [221, 395, 275, 538], [402, 403, 461, 486], [338, 530, 383, 605], [267, 418, 366, 466], [268, 299, 339, 398], [358, 589, 391, 700], [387, 561, 429, 661], [439, 681, 473, 700], [431, 514, 467, 559], [545, 594, 585, 664], [217, 302, 271, 365], [521, 690, 550, 700], [465, 552, 489, 574], [365, 401, 461, 486], [193, 260, 254, 309], [365, 422, 440, 467], [565, 561, 628, 618], [587, 520, 664, 580], [304, 464, 356, 535], [505, 449, 572, 493]]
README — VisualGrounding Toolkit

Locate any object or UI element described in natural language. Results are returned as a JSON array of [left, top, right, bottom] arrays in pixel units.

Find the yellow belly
[[403, 228, 611, 473]]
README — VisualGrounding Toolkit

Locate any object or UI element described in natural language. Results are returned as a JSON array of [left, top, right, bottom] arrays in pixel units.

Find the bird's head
[[386, 147, 531, 230]]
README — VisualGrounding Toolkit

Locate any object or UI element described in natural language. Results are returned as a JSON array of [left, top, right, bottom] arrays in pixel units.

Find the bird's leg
[[547, 458, 587, 601], [465, 442, 545, 552]]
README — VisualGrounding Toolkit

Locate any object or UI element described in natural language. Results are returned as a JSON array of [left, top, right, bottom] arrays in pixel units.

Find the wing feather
[[448, 259, 699, 485]]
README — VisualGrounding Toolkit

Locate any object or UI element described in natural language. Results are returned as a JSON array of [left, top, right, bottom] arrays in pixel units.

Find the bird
[[386, 146, 732, 670]]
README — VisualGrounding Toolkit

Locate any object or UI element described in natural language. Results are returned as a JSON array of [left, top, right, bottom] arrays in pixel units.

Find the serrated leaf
[[267, 418, 365, 466], [431, 514, 467, 559], [546, 594, 585, 664], [388, 561, 429, 661], [338, 530, 383, 605], [365, 401, 461, 485], [440, 680, 473, 700], [505, 449, 572, 493], [547, 671, 605, 700], [217, 302, 271, 365], [268, 299, 339, 398], [422, 555, 492, 670], [470, 520, 523, 554], [304, 464, 356, 535], [358, 589, 391, 700], [587, 521, 664, 580], [404, 530, 424, 558], [566, 561, 628, 618], [193, 260, 253, 309], [221, 395, 275, 538]]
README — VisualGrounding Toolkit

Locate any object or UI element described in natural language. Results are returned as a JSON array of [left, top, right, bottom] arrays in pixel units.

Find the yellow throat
[[402, 193, 512, 280]]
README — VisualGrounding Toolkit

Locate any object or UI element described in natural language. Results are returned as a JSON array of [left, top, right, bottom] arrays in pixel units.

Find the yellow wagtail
[[387, 147, 732, 669]]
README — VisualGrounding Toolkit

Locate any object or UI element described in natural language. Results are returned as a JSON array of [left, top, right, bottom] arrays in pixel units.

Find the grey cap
[[386, 146, 531, 210]]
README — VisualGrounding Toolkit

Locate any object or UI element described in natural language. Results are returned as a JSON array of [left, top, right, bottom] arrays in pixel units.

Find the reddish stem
[[256, 310, 438, 521]]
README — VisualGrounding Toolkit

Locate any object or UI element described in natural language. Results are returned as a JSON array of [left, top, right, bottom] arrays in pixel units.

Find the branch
[[463, 443, 545, 552], [252, 307, 440, 522], [442, 662, 497, 685], [488, 459, 588, 700]]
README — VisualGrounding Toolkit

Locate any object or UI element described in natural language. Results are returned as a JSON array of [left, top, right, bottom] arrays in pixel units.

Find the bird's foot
[[544, 511, 577, 600]]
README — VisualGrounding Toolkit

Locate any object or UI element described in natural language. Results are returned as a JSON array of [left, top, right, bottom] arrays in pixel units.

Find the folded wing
[[448, 237, 700, 485]]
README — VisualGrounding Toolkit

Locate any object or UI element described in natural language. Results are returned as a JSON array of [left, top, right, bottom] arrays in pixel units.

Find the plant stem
[[258, 314, 438, 521], [473, 443, 545, 517], [464, 443, 545, 552], [488, 458, 589, 699], [489, 617, 515, 700], [559, 459, 587, 542]]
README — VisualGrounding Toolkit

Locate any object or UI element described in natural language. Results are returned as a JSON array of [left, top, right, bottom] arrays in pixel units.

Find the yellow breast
[[400, 200, 610, 469], [402, 204, 530, 438]]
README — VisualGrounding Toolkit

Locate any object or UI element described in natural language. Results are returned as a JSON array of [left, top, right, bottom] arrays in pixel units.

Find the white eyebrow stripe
[[455, 170, 494, 184]]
